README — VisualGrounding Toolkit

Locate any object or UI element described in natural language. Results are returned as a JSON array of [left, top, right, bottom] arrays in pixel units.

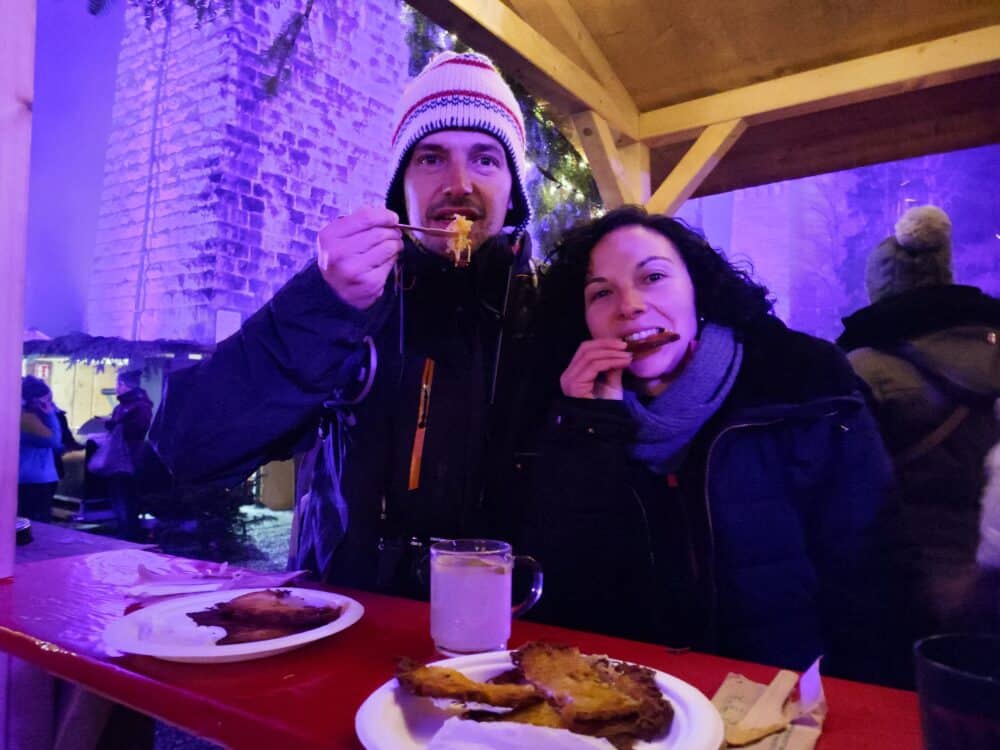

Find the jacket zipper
[[702, 417, 784, 648], [407, 358, 436, 490], [630, 488, 657, 569]]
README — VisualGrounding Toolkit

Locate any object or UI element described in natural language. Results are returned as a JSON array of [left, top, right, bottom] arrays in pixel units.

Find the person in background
[[838, 204, 1000, 640], [53, 403, 85, 481], [106, 369, 153, 539], [523, 206, 901, 685], [150, 52, 542, 596], [18, 375, 63, 521], [949, 400, 1000, 632]]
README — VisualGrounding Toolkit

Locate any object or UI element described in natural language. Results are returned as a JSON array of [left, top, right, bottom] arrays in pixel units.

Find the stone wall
[[89, 0, 409, 343]]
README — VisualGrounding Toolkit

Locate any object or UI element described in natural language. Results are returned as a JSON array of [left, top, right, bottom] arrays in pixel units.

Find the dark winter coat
[[522, 317, 900, 684], [150, 235, 540, 595], [838, 284, 1000, 635], [54, 408, 84, 480], [109, 387, 154, 461]]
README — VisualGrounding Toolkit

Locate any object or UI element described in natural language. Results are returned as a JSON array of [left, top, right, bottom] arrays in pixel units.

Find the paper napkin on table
[[711, 658, 826, 749], [127, 561, 309, 599], [76, 549, 308, 600]]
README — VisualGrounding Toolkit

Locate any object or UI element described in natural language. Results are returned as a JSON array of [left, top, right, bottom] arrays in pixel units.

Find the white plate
[[104, 587, 363, 663], [355, 650, 724, 750]]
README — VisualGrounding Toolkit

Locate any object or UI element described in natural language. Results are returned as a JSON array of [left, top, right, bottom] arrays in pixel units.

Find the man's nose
[[442, 162, 472, 196]]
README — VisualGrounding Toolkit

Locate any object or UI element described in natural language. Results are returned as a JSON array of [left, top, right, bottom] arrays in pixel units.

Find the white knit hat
[[384, 51, 532, 237]]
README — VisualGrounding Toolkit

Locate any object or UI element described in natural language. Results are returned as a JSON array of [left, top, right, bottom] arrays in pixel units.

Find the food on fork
[[622, 328, 680, 354], [395, 642, 673, 750], [187, 589, 341, 645], [445, 214, 474, 266]]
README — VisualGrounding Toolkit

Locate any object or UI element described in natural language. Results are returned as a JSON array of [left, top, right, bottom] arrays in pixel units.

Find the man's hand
[[559, 339, 632, 400], [317, 206, 404, 310]]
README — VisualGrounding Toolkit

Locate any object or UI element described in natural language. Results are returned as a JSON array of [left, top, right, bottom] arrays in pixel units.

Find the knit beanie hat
[[865, 204, 954, 303], [117, 369, 142, 390], [21, 375, 50, 402], [384, 51, 532, 238]]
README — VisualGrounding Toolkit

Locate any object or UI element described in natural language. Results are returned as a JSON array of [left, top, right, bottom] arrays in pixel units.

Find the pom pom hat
[[384, 51, 532, 238], [865, 204, 954, 303]]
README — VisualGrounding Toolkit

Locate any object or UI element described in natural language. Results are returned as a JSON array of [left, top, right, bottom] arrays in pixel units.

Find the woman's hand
[[560, 339, 632, 400]]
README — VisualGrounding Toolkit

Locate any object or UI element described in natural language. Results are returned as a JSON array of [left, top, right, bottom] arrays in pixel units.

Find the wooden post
[[572, 110, 636, 207], [0, 0, 36, 579]]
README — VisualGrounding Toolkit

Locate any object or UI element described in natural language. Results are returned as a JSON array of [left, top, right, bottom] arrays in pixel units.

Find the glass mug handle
[[511, 554, 543, 618]]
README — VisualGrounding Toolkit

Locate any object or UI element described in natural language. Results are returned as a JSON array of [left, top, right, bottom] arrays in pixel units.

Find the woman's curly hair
[[533, 205, 773, 371]]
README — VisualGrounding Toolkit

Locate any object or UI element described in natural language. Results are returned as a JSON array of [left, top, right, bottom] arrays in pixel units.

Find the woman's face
[[584, 225, 698, 391]]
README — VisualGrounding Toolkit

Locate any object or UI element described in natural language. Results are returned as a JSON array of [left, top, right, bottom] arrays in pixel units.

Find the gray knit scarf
[[625, 323, 743, 474]]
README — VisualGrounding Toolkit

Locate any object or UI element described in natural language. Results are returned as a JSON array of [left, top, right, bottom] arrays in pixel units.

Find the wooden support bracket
[[646, 119, 747, 215]]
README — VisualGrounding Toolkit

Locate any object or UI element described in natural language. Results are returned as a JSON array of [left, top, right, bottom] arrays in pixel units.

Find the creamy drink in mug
[[430, 539, 542, 656]]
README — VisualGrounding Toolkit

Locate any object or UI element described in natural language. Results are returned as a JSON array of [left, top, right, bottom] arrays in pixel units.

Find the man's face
[[403, 130, 513, 256]]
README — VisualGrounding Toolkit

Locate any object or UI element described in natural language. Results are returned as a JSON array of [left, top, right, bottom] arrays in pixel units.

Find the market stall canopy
[[23, 332, 212, 365], [407, 0, 1000, 211]]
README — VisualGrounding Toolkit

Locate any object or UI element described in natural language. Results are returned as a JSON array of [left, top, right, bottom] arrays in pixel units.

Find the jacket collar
[[728, 316, 863, 410], [401, 233, 533, 318], [117, 387, 150, 405], [837, 285, 1000, 352]]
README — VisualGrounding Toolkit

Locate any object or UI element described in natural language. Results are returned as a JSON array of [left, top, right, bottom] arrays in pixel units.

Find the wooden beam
[[647, 119, 746, 215], [407, 0, 639, 139], [619, 141, 651, 205], [507, 0, 633, 117], [649, 72, 1000, 198], [572, 110, 635, 207], [0, 0, 35, 579], [640, 25, 1000, 146]]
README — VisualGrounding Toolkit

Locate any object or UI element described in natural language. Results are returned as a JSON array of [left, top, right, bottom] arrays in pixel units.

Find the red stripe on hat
[[427, 56, 496, 73], [391, 89, 526, 147]]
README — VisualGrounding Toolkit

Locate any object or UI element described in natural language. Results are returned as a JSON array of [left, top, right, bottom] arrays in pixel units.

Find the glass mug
[[914, 633, 1000, 750], [430, 539, 543, 656]]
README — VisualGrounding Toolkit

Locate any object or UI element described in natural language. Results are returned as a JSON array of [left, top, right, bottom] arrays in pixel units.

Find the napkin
[[711, 658, 826, 749], [427, 717, 613, 750], [127, 561, 309, 599], [76, 549, 308, 600]]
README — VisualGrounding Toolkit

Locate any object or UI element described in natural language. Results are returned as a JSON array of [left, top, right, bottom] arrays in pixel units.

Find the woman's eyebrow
[[584, 275, 607, 286], [637, 255, 673, 268]]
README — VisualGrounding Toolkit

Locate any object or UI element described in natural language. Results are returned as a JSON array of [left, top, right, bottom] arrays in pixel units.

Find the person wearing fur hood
[[838, 204, 1000, 639]]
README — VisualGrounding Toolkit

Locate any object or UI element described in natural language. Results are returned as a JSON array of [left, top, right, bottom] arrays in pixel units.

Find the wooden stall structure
[[1, 2, 36, 580], [409, 0, 1000, 212], [4, 1, 1000, 574]]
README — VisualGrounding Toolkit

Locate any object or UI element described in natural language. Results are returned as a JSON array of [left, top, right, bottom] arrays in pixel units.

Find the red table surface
[[0, 553, 921, 750]]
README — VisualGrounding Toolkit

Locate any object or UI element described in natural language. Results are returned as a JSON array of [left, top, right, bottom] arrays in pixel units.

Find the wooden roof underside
[[407, 0, 1000, 209]]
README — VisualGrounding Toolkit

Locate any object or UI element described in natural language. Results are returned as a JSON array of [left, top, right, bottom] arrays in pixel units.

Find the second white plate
[[104, 587, 363, 663]]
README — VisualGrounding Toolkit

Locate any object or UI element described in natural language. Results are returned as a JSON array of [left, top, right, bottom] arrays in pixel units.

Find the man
[[150, 52, 541, 595]]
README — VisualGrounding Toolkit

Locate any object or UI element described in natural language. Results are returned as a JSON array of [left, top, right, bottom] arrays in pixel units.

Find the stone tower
[[89, 0, 409, 343]]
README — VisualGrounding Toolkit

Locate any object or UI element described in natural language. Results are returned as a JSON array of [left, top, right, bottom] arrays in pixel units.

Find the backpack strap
[[879, 342, 990, 466]]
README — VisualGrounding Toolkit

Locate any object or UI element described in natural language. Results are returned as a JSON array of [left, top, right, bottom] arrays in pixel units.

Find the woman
[[524, 207, 901, 684], [19, 376, 63, 521]]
